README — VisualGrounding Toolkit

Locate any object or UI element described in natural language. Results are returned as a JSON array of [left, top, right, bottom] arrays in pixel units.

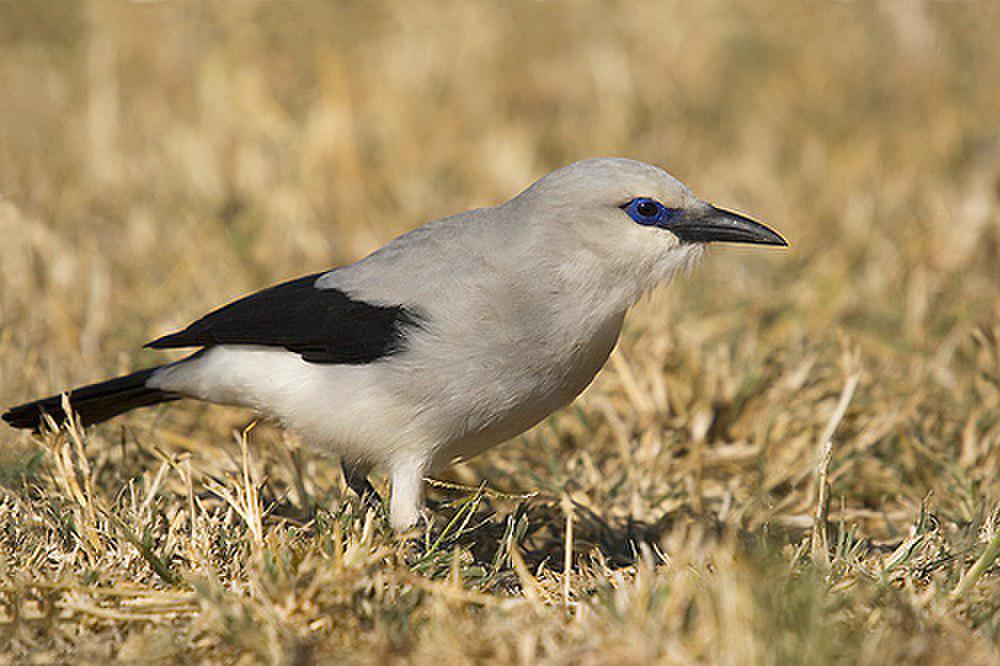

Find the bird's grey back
[[316, 203, 539, 308]]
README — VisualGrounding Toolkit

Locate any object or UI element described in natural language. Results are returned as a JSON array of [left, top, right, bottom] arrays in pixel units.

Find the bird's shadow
[[418, 492, 726, 573]]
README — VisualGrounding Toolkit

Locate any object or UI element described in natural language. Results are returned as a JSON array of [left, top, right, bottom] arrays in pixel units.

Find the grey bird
[[3, 158, 786, 529]]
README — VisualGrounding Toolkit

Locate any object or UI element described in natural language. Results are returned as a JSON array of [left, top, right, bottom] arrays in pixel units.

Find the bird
[[3, 158, 786, 530]]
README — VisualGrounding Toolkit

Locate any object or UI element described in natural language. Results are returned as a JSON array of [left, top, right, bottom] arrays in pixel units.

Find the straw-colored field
[[1, 2, 997, 663]]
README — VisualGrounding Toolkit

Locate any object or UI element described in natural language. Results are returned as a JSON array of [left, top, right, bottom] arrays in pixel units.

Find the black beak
[[669, 205, 788, 246]]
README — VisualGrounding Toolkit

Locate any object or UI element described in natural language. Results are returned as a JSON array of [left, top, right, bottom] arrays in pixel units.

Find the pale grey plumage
[[5, 158, 786, 529]]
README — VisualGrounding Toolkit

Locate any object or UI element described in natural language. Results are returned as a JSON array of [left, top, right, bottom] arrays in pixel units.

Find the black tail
[[2, 367, 180, 432]]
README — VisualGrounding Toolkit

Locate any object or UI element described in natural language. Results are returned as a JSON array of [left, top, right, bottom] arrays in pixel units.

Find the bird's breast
[[393, 295, 626, 468]]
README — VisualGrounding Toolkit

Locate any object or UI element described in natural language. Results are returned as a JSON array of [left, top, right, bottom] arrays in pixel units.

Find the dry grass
[[0, 1, 997, 663]]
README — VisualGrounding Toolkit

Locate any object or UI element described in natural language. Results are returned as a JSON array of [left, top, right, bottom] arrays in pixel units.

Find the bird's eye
[[636, 200, 659, 217], [623, 197, 673, 226]]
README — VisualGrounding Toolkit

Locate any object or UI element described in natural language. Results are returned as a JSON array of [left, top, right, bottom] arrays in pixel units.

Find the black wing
[[146, 273, 422, 364]]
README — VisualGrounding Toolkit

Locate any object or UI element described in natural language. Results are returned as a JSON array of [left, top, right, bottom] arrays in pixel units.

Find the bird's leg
[[340, 460, 383, 512], [389, 455, 429, 532]]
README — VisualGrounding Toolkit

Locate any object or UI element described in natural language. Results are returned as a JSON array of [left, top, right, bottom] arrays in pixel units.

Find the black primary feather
[[2, 366, 179, 432], [145, 272, 422, 364]]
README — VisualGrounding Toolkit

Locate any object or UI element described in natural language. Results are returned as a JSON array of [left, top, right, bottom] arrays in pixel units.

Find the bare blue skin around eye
[[623, 198, 681, 227]]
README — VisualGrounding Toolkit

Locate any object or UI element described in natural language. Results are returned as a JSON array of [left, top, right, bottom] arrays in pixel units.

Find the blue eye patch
[[622, 198, 680, 227]]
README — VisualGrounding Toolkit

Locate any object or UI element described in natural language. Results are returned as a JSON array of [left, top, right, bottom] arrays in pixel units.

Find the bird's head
[[508, 158, 787, 304]]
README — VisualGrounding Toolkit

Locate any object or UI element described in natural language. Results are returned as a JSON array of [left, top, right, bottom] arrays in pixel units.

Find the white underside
[[151, 346, 423, 466]]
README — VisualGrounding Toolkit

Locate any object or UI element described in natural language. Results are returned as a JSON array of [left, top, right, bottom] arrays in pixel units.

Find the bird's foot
[[341, 460, 385, 513]]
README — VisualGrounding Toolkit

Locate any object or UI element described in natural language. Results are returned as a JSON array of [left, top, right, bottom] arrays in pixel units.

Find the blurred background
[[1, 0, 997, 521], [0, 1, 997, 661]]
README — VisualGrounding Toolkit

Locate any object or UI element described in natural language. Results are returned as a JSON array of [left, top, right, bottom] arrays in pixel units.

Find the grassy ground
[[0, 2, 997, 663]]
